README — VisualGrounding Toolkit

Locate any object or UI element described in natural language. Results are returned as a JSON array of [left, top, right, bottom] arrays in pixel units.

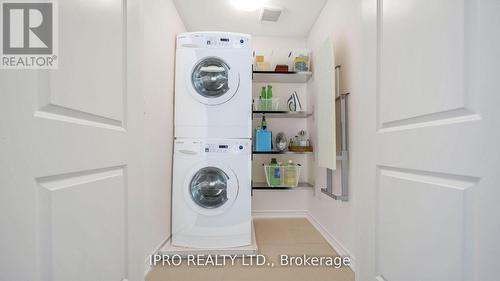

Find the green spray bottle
[[266, 85, 273, 99]]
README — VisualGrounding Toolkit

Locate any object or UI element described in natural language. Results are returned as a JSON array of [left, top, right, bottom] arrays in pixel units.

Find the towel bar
[[321, 65, 349, 202]]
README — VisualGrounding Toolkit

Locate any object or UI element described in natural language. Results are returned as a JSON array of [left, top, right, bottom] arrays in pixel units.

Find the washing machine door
[[183, 161, 239, 216], [189, 56, 240, 105]]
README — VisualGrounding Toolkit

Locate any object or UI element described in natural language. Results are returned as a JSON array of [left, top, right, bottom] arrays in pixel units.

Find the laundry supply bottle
[[254, 125, 261, 149], [260, 86, 267, 110], [278, 161, 284, 185], [298, 130, 307, 146], [255, 116, 271, 151], [284, 160, 296, 187], [268, 158, 281, 186], [267, 85, 273, 99], [261, 115, 267, 130], [266, 85, 273, 110]]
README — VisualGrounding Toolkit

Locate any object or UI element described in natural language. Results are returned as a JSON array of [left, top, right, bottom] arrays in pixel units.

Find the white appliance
[[172, 138, 252, 248], [174, 32, 252, 139]]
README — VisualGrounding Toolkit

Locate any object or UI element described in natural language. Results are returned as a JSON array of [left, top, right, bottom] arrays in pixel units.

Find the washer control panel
[[204, 142, 248, 154]]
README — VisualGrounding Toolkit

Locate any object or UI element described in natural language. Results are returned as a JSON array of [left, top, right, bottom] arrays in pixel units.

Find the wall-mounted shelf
[[253, 150, 313, 155], [252, 111, 312, 118], [252, 71, 312, 83], [252, 182, 313, 190]]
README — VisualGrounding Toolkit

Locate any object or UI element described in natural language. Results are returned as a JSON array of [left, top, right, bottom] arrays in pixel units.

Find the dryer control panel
[[177, 32, 251, 49]]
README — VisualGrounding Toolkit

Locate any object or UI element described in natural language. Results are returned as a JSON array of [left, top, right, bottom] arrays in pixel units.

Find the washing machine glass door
[[190, 56, 240, 105], [184, 162, 238, 216], [190, 166, 229, 208]]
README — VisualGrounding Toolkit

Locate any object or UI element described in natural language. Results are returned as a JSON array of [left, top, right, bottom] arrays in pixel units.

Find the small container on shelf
[[255, 84, 279, 111], [288, 131, 313, 152], [253, 51, 273, 71], [291, 49, 311, 72], [275, 132, 288, 152], [288, 145, 313, 153], [274, 64, 289, 72], [263, 163, 302, 188], [255, 129, 272, 151], [254, 98, 280, 111]]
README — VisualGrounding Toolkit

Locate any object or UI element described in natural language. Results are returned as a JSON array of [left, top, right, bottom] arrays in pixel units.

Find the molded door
[[0, 1, 144, 280], [357, 0, 500, 280]]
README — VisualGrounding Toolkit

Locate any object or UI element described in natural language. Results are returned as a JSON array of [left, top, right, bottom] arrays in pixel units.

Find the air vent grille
[[260, 7, 282, 22]]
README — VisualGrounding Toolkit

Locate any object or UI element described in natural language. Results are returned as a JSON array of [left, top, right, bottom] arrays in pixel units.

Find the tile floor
[[147, 218, 355, 281]]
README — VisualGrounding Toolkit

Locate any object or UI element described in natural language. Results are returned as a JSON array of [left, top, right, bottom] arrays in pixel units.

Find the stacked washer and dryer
[[172, 32, 253, 249]]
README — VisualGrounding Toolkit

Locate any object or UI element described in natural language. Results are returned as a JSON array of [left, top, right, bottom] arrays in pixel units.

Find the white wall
[[143, 0, 185, 260], [306, 0, 362, 267], [252, 36, 307, 52]]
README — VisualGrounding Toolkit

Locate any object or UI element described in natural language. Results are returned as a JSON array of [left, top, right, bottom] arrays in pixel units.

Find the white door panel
[[376, 167, 475, 281], [38, 167, 126, 281], [379, 0, 466, 125], [48, 0, 125, 122], [0, 1, 144, 281], [359, 0, 500, 281]]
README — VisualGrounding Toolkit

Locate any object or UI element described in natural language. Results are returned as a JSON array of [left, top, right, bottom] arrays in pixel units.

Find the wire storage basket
[[263, 164, 302, 188], [254, 98, 280, 111]]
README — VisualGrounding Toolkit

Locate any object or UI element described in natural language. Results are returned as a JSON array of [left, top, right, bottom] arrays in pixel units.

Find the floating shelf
[[252, 182, 314, 190], [252, 71, 312, 83], [253, 150, 313, 155], [252, 111, 312, 118]]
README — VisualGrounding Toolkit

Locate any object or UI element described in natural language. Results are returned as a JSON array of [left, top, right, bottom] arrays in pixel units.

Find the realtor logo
[[1, 1, 58, 69]]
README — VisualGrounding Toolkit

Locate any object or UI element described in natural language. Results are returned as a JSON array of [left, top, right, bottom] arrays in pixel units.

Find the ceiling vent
[[260, 7, 283, 22]]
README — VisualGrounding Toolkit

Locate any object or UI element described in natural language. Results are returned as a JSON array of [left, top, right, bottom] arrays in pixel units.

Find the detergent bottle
[[285, 160, 296, 187], [268, 158, 281, 186]]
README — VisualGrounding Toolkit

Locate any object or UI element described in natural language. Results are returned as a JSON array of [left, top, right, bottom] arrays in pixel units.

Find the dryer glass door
[[189, 166, 229, 209], [192, 57, 230, 98]]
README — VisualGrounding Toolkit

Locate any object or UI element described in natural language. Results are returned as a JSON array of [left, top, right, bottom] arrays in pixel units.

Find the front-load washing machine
[[174, 32, 252, 139], [172, 138, 251, 248]]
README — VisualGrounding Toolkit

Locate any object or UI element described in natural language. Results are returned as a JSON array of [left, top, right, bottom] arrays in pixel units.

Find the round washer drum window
[[191, 57, 230, 98], [189, 167, 229, 209]]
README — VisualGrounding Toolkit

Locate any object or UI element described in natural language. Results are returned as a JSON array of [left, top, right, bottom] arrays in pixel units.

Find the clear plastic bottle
[[285, 160, 296, 187]]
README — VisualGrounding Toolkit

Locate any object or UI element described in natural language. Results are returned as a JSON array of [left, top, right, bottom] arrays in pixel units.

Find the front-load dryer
[[174, 32, 252, 139], [172, 138, 251, 248]]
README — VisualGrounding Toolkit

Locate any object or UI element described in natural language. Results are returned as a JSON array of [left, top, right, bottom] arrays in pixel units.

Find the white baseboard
[[306, 213, 356, 272], [252, 209, 309, 218], [144, 235, 171, 277]]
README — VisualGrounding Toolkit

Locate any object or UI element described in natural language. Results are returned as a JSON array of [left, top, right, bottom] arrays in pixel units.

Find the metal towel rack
[[321, 65, 349, 201]]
